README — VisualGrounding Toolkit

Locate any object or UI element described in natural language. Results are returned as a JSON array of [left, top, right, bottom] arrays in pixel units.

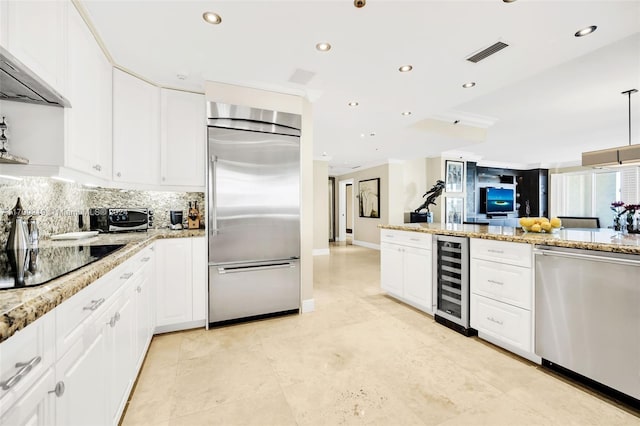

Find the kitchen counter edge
[[379, 224, 640, 255], [0, 229, 205, 344]]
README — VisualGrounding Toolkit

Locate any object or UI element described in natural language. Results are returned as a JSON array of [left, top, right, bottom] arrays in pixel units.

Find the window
[[551, 166, 640, 228]]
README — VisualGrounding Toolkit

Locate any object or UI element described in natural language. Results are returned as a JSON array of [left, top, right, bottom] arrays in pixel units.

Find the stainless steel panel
[[208, 126, 300, 264], [207, 102, 301, 130], [208, 260, 300, 323], [534, 246, 640, 399]]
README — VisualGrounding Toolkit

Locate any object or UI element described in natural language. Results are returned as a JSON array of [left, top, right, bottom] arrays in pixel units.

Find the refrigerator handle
[[208, 154, 218, 236], [217, 262, 296, 274]]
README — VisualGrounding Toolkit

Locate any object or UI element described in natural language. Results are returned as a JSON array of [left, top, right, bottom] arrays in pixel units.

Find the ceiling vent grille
[[466, 41, 509, 63]]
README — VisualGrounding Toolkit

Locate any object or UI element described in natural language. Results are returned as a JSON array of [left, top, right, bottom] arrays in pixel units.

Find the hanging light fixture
[[582, 89, 639, 167]]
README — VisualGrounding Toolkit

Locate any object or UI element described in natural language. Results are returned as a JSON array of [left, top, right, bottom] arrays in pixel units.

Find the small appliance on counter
[[89, 208, 150, 233], [170, 210, 183, 230]]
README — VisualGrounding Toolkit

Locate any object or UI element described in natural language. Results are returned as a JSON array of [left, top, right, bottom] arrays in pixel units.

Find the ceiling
[[80, 0, 640, 175]]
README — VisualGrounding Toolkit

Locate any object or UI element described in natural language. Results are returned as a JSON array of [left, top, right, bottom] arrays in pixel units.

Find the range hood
[[582, 89, 638, 167], [0, 45, 70, 108]]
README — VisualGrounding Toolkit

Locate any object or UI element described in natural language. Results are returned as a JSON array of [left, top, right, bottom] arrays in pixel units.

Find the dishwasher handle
[[534, 248, 640, 267], [217, 262, 296, 275]]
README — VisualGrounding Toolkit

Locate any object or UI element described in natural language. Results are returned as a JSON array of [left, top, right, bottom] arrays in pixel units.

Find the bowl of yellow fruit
[[519, 217, 562, 233]]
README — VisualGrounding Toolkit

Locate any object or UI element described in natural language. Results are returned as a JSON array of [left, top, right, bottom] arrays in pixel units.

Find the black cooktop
[[0, 244, 125, 290]]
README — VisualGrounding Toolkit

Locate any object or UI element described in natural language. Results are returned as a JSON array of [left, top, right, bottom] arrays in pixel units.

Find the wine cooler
[[433, 235, 476, 336]]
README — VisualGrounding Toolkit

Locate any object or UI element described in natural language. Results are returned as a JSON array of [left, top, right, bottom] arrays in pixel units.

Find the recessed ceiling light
[[401, 111, 412, 116], [202, 12, 222, 24], [462, 82, 476, 88], [398, 65, 413, 72], [348, 101, 359, 107], [575, 25, 597, 37], [316, 42, 331, 52], [360, 134, 365, 138]]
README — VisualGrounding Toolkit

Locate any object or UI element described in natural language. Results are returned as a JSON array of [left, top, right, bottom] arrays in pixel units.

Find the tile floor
[[122, 243, 640, 426]]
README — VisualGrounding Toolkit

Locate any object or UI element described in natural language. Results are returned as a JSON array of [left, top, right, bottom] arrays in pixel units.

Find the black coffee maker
[[169, 210, 183, 230]]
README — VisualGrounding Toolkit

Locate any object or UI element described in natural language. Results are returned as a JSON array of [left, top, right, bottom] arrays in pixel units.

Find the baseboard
[[301, 298, 315, 313], [154, 320, 206, 335], [312, 248, 330, 256], [477, 331, 542, 364], [353, 240, 380, 250]]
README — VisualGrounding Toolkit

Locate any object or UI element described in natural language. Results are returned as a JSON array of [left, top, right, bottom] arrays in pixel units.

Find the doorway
[[346, 184, 353, 234], [338, 178, 355, 242]]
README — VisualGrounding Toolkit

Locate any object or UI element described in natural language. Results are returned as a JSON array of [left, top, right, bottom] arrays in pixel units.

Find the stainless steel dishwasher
[[534, 245, 640, 405]]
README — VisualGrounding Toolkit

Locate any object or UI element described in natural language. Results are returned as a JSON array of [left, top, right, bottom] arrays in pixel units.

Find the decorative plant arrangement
[[611, 201, 640, 233]]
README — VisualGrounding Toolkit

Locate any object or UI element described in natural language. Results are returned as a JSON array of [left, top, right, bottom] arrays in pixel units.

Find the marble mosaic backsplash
[[0, 177, 204, 247]]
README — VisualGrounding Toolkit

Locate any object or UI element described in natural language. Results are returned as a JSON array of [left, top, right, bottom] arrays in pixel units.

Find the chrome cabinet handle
[[83, 298, 105, 311], [114, 312, 121, 322], [149, 246, 155, 252], [487, 279, 504, 286], [487, 249, 504, 254], [116, 172, 122, 178], [0, 356, 41, 390], [140, 257, 150, 263], [487, 316, 504, 326], [410, 238, 420, 241], [107, 316, 117, 327], [49, 381, 65, 397], [136, 286, 142, 293], [92, 164, 102, 171], [120, 272, 133, 279]]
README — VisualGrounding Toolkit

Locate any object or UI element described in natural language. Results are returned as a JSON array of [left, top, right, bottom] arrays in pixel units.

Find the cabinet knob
[[116, 172, 122, 178], [49, 381, 65, 397], [162, 177, 166, 181], [136, 286, 142, 293], [107, 316, 117, 327], [114, 312, 121, 322], [92, 164, 102, 172]]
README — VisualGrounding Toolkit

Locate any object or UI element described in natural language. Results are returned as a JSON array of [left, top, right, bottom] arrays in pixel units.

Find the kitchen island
[[379, 222, 640, 407]]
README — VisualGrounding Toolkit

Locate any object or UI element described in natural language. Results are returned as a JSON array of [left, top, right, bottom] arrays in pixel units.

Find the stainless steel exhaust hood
[[0, 45, 70, 108], [582, 89, 638, 167]]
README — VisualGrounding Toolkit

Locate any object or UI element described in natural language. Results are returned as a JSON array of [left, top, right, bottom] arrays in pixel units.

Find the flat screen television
[[482, 187, 515, 213]]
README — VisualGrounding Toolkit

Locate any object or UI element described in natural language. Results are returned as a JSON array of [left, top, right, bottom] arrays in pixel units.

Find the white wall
[[204, 81, 314, 310], [313, 160, 329, 254]]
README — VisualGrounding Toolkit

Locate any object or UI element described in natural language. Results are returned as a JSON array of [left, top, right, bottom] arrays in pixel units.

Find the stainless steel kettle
[[6, 198, 28, 252]]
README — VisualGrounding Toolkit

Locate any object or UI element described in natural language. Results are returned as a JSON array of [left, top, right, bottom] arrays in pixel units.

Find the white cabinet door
[[403, 246, 432, 313], [55, 318, 108, 426], [160, 89, 206, 187], [471, 294, 532, 353], [380, 242, 403, 296], [191, 237, 207, 322], [155, 239, 193, 327], [0, 368, 55, 426], [470, 258, 533, 310], [113, 68, 160, 184], [133, 259, 154, 369], [108, 289, 135, 425], [0, 0, 66, 95], [65, 3, 112, 179]]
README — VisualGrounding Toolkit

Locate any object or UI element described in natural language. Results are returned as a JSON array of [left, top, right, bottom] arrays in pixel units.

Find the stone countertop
[[379, 223, 640, 255], [0, 228, 205, 344]]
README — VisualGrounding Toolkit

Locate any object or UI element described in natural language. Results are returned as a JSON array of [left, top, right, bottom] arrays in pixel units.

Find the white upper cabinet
[[65, 3, 112, 180], [160, 89, 206, 187], [0, 0, 67, 95], [112, 68, 160, 185]]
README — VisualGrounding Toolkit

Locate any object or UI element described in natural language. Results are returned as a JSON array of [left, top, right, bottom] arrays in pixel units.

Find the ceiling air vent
[[466, 41, 509, 63]]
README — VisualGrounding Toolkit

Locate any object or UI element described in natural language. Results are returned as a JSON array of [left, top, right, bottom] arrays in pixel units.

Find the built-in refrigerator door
[[208, 126, 300, 264], [209, 259, 300, 324]]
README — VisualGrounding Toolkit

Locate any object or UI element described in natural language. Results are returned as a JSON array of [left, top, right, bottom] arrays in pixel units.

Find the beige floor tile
[[123, 243, 640, 425], [168, 391, 297, 426]]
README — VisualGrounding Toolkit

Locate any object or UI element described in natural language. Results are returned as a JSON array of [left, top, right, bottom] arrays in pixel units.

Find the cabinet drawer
[[470, 238, 532, 268], [0, 311, 55, 404], [380, 230, 432, 248], [470, 259, 532, 310], [471, 294, 532, 352]]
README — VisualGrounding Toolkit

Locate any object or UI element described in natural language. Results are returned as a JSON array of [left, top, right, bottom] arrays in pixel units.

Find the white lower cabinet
[[380, 230, 433, 314], [155, 237, 207, 331], [0, 368, 56, 426], [0, 238, 206, 425], [469, 238, 539, 363]]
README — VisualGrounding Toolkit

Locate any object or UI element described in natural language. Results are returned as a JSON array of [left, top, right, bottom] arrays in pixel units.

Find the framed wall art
[[358, 178, 380, 218], [445, 196, 464, 224], [445, 160, 464, 193]]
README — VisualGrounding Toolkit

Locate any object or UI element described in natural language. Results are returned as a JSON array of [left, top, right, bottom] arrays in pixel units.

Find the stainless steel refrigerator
[[207, 102, 301, 325]]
